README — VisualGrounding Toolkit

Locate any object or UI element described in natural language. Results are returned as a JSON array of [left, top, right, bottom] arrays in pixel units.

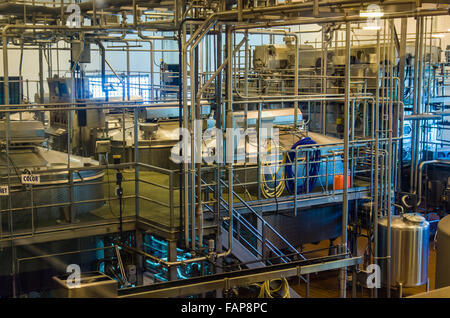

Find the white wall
[[0, 32, 179, 102], [1, 15, 449, 103]]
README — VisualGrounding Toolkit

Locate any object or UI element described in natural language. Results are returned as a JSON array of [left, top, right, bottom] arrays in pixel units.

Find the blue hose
[[284, 137, 321, 194]]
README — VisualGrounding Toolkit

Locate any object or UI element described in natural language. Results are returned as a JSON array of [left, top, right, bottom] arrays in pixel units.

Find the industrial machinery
[[0, 120, 104, 227], [0, 0, 449, 300], [378, 213, 430, 289]]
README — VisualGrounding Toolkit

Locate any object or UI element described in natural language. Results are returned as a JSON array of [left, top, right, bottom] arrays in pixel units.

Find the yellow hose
[[254, 278, 291, 298], [260, 143, 285, 198]]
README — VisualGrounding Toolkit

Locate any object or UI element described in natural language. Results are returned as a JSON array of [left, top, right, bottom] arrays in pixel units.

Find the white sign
[[21, 174, 41, 185], [0, 185, 9, 196]]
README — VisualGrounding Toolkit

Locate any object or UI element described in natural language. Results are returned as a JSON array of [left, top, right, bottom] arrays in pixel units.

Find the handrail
[[201, 177, 300, 264], [201, 186, 291, 264], [220, 178, 307, 261], [219, 200, 291, 264]]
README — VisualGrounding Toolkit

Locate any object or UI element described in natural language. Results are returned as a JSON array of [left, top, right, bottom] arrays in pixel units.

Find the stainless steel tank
[[436, 214, 450, 289], [378, 213, 430, 287], [0, 120, 104, 228], [109, 120, 180, 171]]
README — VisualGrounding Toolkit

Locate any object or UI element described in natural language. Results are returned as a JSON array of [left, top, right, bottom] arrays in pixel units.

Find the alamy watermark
[[66, 264, 81, 288], [170, 120, 281, 165], [66, 4, 81, 28], [362, 4, 383, 30], [366, 264, 381, 289]]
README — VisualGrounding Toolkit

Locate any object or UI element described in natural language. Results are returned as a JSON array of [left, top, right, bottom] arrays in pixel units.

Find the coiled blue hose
[[284, 137, 321, 194]]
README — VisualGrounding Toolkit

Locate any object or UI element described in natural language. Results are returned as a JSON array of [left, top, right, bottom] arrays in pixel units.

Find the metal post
[[396, 18, 407, 197], [126, 42, 130, 101], [373, 29, 381, 298], [2, 29, 16, 298], [134, 108, 139, 218], [135, 230, 144, 286], [38, 44, 45, 104], [167, 239, 177, 281], [181, 22, 190, 249], [339, 21, 351, 299]]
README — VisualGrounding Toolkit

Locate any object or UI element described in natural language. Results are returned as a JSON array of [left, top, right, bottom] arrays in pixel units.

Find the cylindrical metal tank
[[436, 214, 450, 289], [378, 213, 430, 287]]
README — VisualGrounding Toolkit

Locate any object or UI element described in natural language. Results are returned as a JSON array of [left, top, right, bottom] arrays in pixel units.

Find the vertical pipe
[[397, 18, 407, 196], [134, 108, 139, 218], [170, 172, 174, 229], [126, 42, 130, 101], [244, 31, 249, 199], [149, 41, 154, 100], [167, 239, 177, 280], [39, 44, 45, 104], [2, 28, 16, 298], [195, 42, 203, 250], [321, 28, 327, 134], [189, 25, 197, 252], [410, 17, 421, 193], [339, 22, 351, 299], [294, 33, 299, 132], [226, 26, 234, 261], [215, 25, 222, 241], [181, 23, 190, 249], [373, 29, 381, 298]]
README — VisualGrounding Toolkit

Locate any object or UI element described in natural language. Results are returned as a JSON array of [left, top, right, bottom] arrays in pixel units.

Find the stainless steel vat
[[378, 213, 430, 287], [0, 147, 104, 227], [436, 214, 450, 289]]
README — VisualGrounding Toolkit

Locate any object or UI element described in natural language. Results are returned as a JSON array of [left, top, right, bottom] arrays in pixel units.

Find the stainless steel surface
[[0, 146, 104, 225], [0, 120, 45, 144], [52, 271, 118, 298], [378, 213, 430, 287], [119, 256, 363, 298], [408, 286, 450, 298], [436, 214, 450, 289]]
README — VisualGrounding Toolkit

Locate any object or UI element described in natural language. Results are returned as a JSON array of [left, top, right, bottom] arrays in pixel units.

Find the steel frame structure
[[0, 0, 449, 298]]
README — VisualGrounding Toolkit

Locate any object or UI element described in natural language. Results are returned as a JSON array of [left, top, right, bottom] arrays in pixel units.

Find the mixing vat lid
[[403, 213, 426, 224]]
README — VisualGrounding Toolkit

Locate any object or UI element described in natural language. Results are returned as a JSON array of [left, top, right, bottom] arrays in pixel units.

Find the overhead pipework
[[0, 0, 448, 299]]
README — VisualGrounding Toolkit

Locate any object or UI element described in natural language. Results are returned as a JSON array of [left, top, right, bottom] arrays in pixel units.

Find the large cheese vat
[[378, 213, 430, 287]]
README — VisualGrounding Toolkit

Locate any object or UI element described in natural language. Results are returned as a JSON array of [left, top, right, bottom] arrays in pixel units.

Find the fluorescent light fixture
[[360, 11, 384, 18], [363, 25, 382, 30], [432, 33, 445, 38]]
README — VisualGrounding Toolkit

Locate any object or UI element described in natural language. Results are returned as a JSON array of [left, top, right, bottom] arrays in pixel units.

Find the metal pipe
[[2, 26, 17, 298], [402, 160, 450, 209], [339, 21, 351, 299], [373, 29, 381, 299]]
